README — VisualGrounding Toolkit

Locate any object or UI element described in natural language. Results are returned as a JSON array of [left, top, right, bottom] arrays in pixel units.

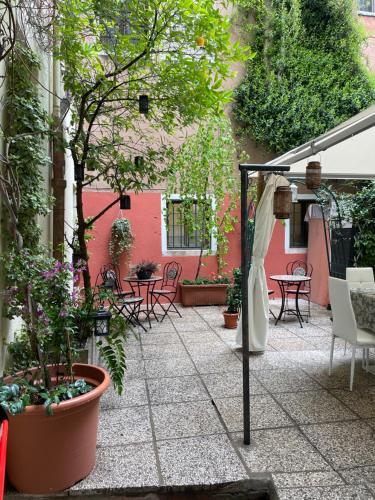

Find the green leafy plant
[[182, 273, 230, 285], [235, 0, 375, 153], [226, 268, 242, 313], [109, 218, 134, 265], [0, 249, 129, 415], [166, 114, 240, 278], [131, 260, 160, 278]]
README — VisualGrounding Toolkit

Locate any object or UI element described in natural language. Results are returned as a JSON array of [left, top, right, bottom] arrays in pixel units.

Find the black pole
[[240, 167, 250, 445]]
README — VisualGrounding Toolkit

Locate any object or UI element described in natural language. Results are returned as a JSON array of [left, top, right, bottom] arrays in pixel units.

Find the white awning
[[267, 105, 375, 179]]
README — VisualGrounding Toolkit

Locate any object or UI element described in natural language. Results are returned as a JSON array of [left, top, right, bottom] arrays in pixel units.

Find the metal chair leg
[[329, 335, 335, 376], [350, 346, 356, 391]]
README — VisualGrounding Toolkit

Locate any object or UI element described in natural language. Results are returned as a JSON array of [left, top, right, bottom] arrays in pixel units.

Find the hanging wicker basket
[[273, 185, 292, 219], [305, 161, 322, 190]]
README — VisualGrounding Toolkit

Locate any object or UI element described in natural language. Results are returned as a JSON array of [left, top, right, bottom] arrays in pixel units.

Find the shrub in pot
[[223, 268, 241, 329], [131, 260, 159, 280], [0, 249, 127, 494]]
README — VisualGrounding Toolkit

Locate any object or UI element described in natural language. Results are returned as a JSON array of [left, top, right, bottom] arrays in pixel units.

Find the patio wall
[[84, 191, 306, 301]]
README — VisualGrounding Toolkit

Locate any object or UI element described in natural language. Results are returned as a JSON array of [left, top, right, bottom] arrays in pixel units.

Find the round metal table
[[123, 276, 162, 325], [270, 275, 312, 328]]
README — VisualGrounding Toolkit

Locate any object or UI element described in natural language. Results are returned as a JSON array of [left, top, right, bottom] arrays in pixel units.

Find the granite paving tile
[[340, 465, 375, 486], [124, 344, 143, 359], [124, 359, 146, 379], [301, 421, 375, 469], [277, 485, 373, 500], [157, 434, 248, 485], [192, 353, 242, 374], [147, 375, 209, 404], [69, 443, 159, 491], [184, 341, 232, 357], [233, 427, 330, 472], [267, 329, 300, 340], [101, 379, 148, 409], [268, 338, 316, 351], [152, 400, 224, 440], [255, 368, 321, 393], [179, 330, 220, 344], [305, 364, 375, 390], [282, 350, 344, 368], [274, 390, 357, 424], [272, 470, 344, 488], [98, 406, 152, 446], [331, 387, 375, 418], [145, 357, 197, 378], [173, 321, 212, 333], [245, 351, 294, 371], [140, 331, 182, 345], [142, 343, 189, 359], [145, 320, 176, 333], [214, 395, 292, 432], [201, 371, 266, 398]]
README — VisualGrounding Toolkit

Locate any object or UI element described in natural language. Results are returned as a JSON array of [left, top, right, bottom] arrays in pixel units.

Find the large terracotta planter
[[223, 311, 239, 329], [180, 283, 228, 306], [6, 363, 110, 494]]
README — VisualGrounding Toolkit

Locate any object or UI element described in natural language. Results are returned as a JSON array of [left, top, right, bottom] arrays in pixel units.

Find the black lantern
[[139, 94, 149, 115], [74, 164, 84, 182], [91, 307, 111, 336], [120, 194, 131, 210], [134, 156, 144, 168]]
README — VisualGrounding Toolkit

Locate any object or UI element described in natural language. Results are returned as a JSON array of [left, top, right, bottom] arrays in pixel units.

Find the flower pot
[[180, 283, 228, 306], [6, 363, 110, 494], [136, 270, 152, 280], [223, 311, 239, 329]]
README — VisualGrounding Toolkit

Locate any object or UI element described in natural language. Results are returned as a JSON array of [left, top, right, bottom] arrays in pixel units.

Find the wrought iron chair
[[151, 261, 182, 322], [285, 260, 313, 321], [96, 265, 147, 331]]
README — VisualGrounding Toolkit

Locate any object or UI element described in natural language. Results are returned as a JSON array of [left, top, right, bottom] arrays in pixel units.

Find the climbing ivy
[[235, 0, 375, 152], [5, 43, 52, 250]]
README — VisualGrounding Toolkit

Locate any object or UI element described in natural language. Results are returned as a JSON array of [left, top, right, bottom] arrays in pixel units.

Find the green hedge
[[235, 0, 375, 153]]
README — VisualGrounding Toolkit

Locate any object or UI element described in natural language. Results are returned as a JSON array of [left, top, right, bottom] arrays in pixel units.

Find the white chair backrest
[[328, 277, 358, 343], [346, 267, 375, 289]]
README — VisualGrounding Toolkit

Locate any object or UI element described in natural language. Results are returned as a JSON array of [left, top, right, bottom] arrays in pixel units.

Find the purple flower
[[59, 309, 68, 318]]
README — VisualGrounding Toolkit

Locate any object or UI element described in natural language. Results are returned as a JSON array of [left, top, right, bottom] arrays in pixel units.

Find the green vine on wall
[[5, 43, 52, 251], [109, 218, 134, 265], [235, 0, 375, 153]]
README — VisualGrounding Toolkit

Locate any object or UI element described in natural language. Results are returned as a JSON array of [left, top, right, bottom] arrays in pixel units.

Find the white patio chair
[[328, 277, 375, 391], [346, 267, 374, 289]]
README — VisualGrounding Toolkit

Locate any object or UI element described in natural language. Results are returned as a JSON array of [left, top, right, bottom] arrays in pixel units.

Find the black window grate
[[358, 0, 375, 12], [290, 200, 310, 248], [166, 200, 210, 250]]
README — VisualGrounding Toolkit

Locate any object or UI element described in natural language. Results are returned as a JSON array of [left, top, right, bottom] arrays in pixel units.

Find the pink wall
[[361, 15, 375, 71], [83, 191, 306, 300]]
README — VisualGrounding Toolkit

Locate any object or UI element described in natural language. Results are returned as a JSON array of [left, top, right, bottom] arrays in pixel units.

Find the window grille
[[290, 200, 310, 248], [166, 200, 210, 250], [358, 0, 375, 13]]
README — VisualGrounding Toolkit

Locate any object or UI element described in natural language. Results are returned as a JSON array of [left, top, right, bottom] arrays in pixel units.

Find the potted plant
[[131, 260, 159, 280], [223, 268, 242, 329], [180, 274, 230, 306], [109, 218, 134, 265], [0, 249, 127, 494]]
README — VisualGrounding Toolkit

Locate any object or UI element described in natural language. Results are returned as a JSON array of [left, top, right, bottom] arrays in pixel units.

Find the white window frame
[[161, 194, 217, 257], [358, 0, 375, 14], [284, 194, 316, 254]]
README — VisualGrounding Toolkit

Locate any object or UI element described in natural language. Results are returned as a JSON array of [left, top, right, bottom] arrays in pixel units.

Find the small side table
[[270, 275, 312, 328], [123, 276, 162, 326]]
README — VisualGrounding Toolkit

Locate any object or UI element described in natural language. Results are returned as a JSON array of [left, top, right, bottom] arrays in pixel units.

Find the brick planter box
[[179, 283, 228, 306]]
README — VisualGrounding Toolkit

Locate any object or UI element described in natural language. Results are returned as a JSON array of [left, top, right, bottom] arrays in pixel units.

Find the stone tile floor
[[73, 300, 375, 499]]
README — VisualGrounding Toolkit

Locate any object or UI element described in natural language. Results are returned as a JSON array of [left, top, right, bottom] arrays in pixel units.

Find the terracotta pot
[[179, 283, 228, 306], [6, 363, 110, 494], [223, 311, 239, 329]]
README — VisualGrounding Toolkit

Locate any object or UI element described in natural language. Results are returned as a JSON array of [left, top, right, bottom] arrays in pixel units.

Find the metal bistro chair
[[97, 265, 147, 332], [285, 260, 313, 321], [151, 261, 182, 322]]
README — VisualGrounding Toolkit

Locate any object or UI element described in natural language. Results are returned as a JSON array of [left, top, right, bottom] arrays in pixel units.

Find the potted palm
[[0, 249, 127, 494], [223, 268, 242, 329]]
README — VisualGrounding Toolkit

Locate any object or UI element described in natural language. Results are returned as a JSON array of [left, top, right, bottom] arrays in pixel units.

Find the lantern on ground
[[139, 95, 149, 115], [290, 183, 298, 203], [91, 307, 111, 337], [305, 161, 322, 190], [120, 194, 131, 210], [273, 185, 292, 219]]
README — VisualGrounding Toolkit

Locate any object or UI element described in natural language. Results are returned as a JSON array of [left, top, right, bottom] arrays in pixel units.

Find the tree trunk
[[76, 179, 92, 301]]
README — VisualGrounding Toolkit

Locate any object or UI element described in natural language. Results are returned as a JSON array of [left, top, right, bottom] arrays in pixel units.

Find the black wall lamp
[[120, 194, 131, 210], [139, 95, 149, 115]]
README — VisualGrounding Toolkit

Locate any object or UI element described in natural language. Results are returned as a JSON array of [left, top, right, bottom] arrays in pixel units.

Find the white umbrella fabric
[[236, 174, 290, 352]]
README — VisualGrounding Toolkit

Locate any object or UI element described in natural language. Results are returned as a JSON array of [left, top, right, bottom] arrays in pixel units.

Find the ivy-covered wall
[[235, 0, 375, 153]]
